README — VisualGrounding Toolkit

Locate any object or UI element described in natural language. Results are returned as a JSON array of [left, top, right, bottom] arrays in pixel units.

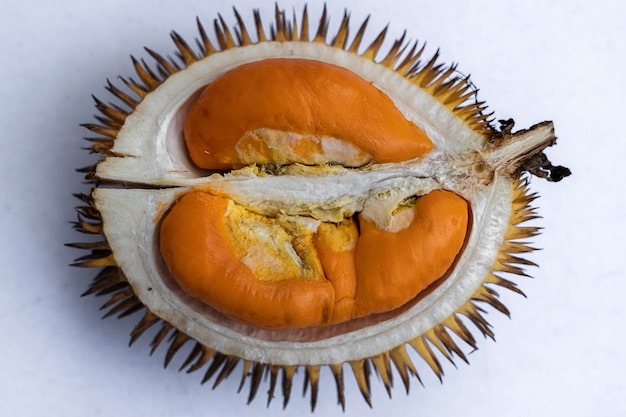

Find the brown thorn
[[273, 4, 288, 42], [115, 300, 144, 319], [314, 4, 329, 43], [305, 365, 320, 412], [266, 365, 279, 407], [81, 267, 126, 297], [93, 115, 121, 130], [290, 7, 299, 41], [86, 142, 114, 155], [99, 287, 134, 310], [150, 322, 173, 355], [331, 10, 350, 50], [238, 360, 252, 393], [431, 65, 458, 96], [72, 214, 103, 234], [253, 9, 267, 43], [511, 214, 542, 226], [66, 240, 109, 251], [77, 168, 97, 181], [82, 136, 113, 144], [370, 353, 393, 398], [424, 329, 455, 367], [299, 4, 309, 41], [196, 17, 216, 56], [281, 366, 296, 409], [348, 15, 370, 53], [408, 336, 444, 382], [247, 362, 266, 404], [434, 325, 468, 364], [488, 275, 526, 297], [74, 204, 101, 221], [119, 76, 148, 98], [454, 101, 486, 119], [443, 78, 474, 106], [128, 310, 160, 346], [179, 341, 204, 372], [213, 18, 228, 50], [349, 360, 372, 407], [395, 40, 424, 76], [73, 192, 94, 205], [363, 25, 388, 61], [170, 31, 197, 66], [449, 87, 477, 108], [217, 14, 236, 48], [91, 95, 128, 125], [212, 356, 239, 389], [102, 295, 142, 319], [80, 123, 118, 139], [444, 314, 478, 351], [105, 79, 139, 109], [144, 47, 178, 76], [132, 56, 161, 91], [232, 7, 252, 45], [501, 252, 538, 268], [202, 353, 227, 384], [416, 50, 441, 88], [164, 331, 190, 368], [381, 30, 407, 68], [495, 261, 532, 277], [445, 81, 477, 104], [329, 363, 346, 411], [187, 344, 216, 374], [474, 287, 511, 317], [463, 303, 495, 340], [506, 226, 542, 240], [71, 253, 116, 268], [389, 345, 417, 393]]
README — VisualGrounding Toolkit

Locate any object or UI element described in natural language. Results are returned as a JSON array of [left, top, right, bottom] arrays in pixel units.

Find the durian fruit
[[71, 5, 569, 410]]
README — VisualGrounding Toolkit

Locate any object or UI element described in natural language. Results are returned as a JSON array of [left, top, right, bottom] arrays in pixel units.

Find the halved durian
[[71, 5, 569, 410]]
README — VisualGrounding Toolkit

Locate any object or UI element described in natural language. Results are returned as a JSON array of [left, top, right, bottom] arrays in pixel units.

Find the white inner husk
[[97, 42, 483, 185], [94, 41, 512, 365]]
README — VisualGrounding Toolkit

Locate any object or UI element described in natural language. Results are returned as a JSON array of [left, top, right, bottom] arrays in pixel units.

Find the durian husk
[[71, 5, 547, 410]]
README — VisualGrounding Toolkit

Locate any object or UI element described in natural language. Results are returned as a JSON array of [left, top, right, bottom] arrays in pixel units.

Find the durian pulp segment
[[94, 175, 511, 366], [94, 41, 483, 186]]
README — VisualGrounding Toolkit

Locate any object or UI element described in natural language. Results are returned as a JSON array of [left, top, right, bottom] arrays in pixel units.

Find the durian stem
[[484, 121, 555, 174]]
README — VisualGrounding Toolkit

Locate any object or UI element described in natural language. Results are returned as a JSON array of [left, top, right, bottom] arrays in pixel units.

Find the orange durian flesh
[[354, 190, 469, 316], [159, 190, 469, 330], [313, 219, 359, 324], [183, 58, 433, 169], [159, 192, 335, 329]]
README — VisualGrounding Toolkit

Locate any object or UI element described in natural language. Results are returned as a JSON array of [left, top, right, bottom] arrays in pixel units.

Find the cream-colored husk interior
[[96, 41, 484, 185], [95, 177, 511, 366], [92, 41, 513, 365]]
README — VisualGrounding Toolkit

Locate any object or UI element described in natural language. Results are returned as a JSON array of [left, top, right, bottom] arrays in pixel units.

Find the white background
[[1, 0, 624, 416]]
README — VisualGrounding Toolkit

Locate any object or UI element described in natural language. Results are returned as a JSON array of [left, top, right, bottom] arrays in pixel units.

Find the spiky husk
[[71, 5, 539, 410], [80, 5, 493, 164]]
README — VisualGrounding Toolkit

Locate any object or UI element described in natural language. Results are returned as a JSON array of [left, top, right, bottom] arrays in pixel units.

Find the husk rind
[[71, 5, 545, 410]]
